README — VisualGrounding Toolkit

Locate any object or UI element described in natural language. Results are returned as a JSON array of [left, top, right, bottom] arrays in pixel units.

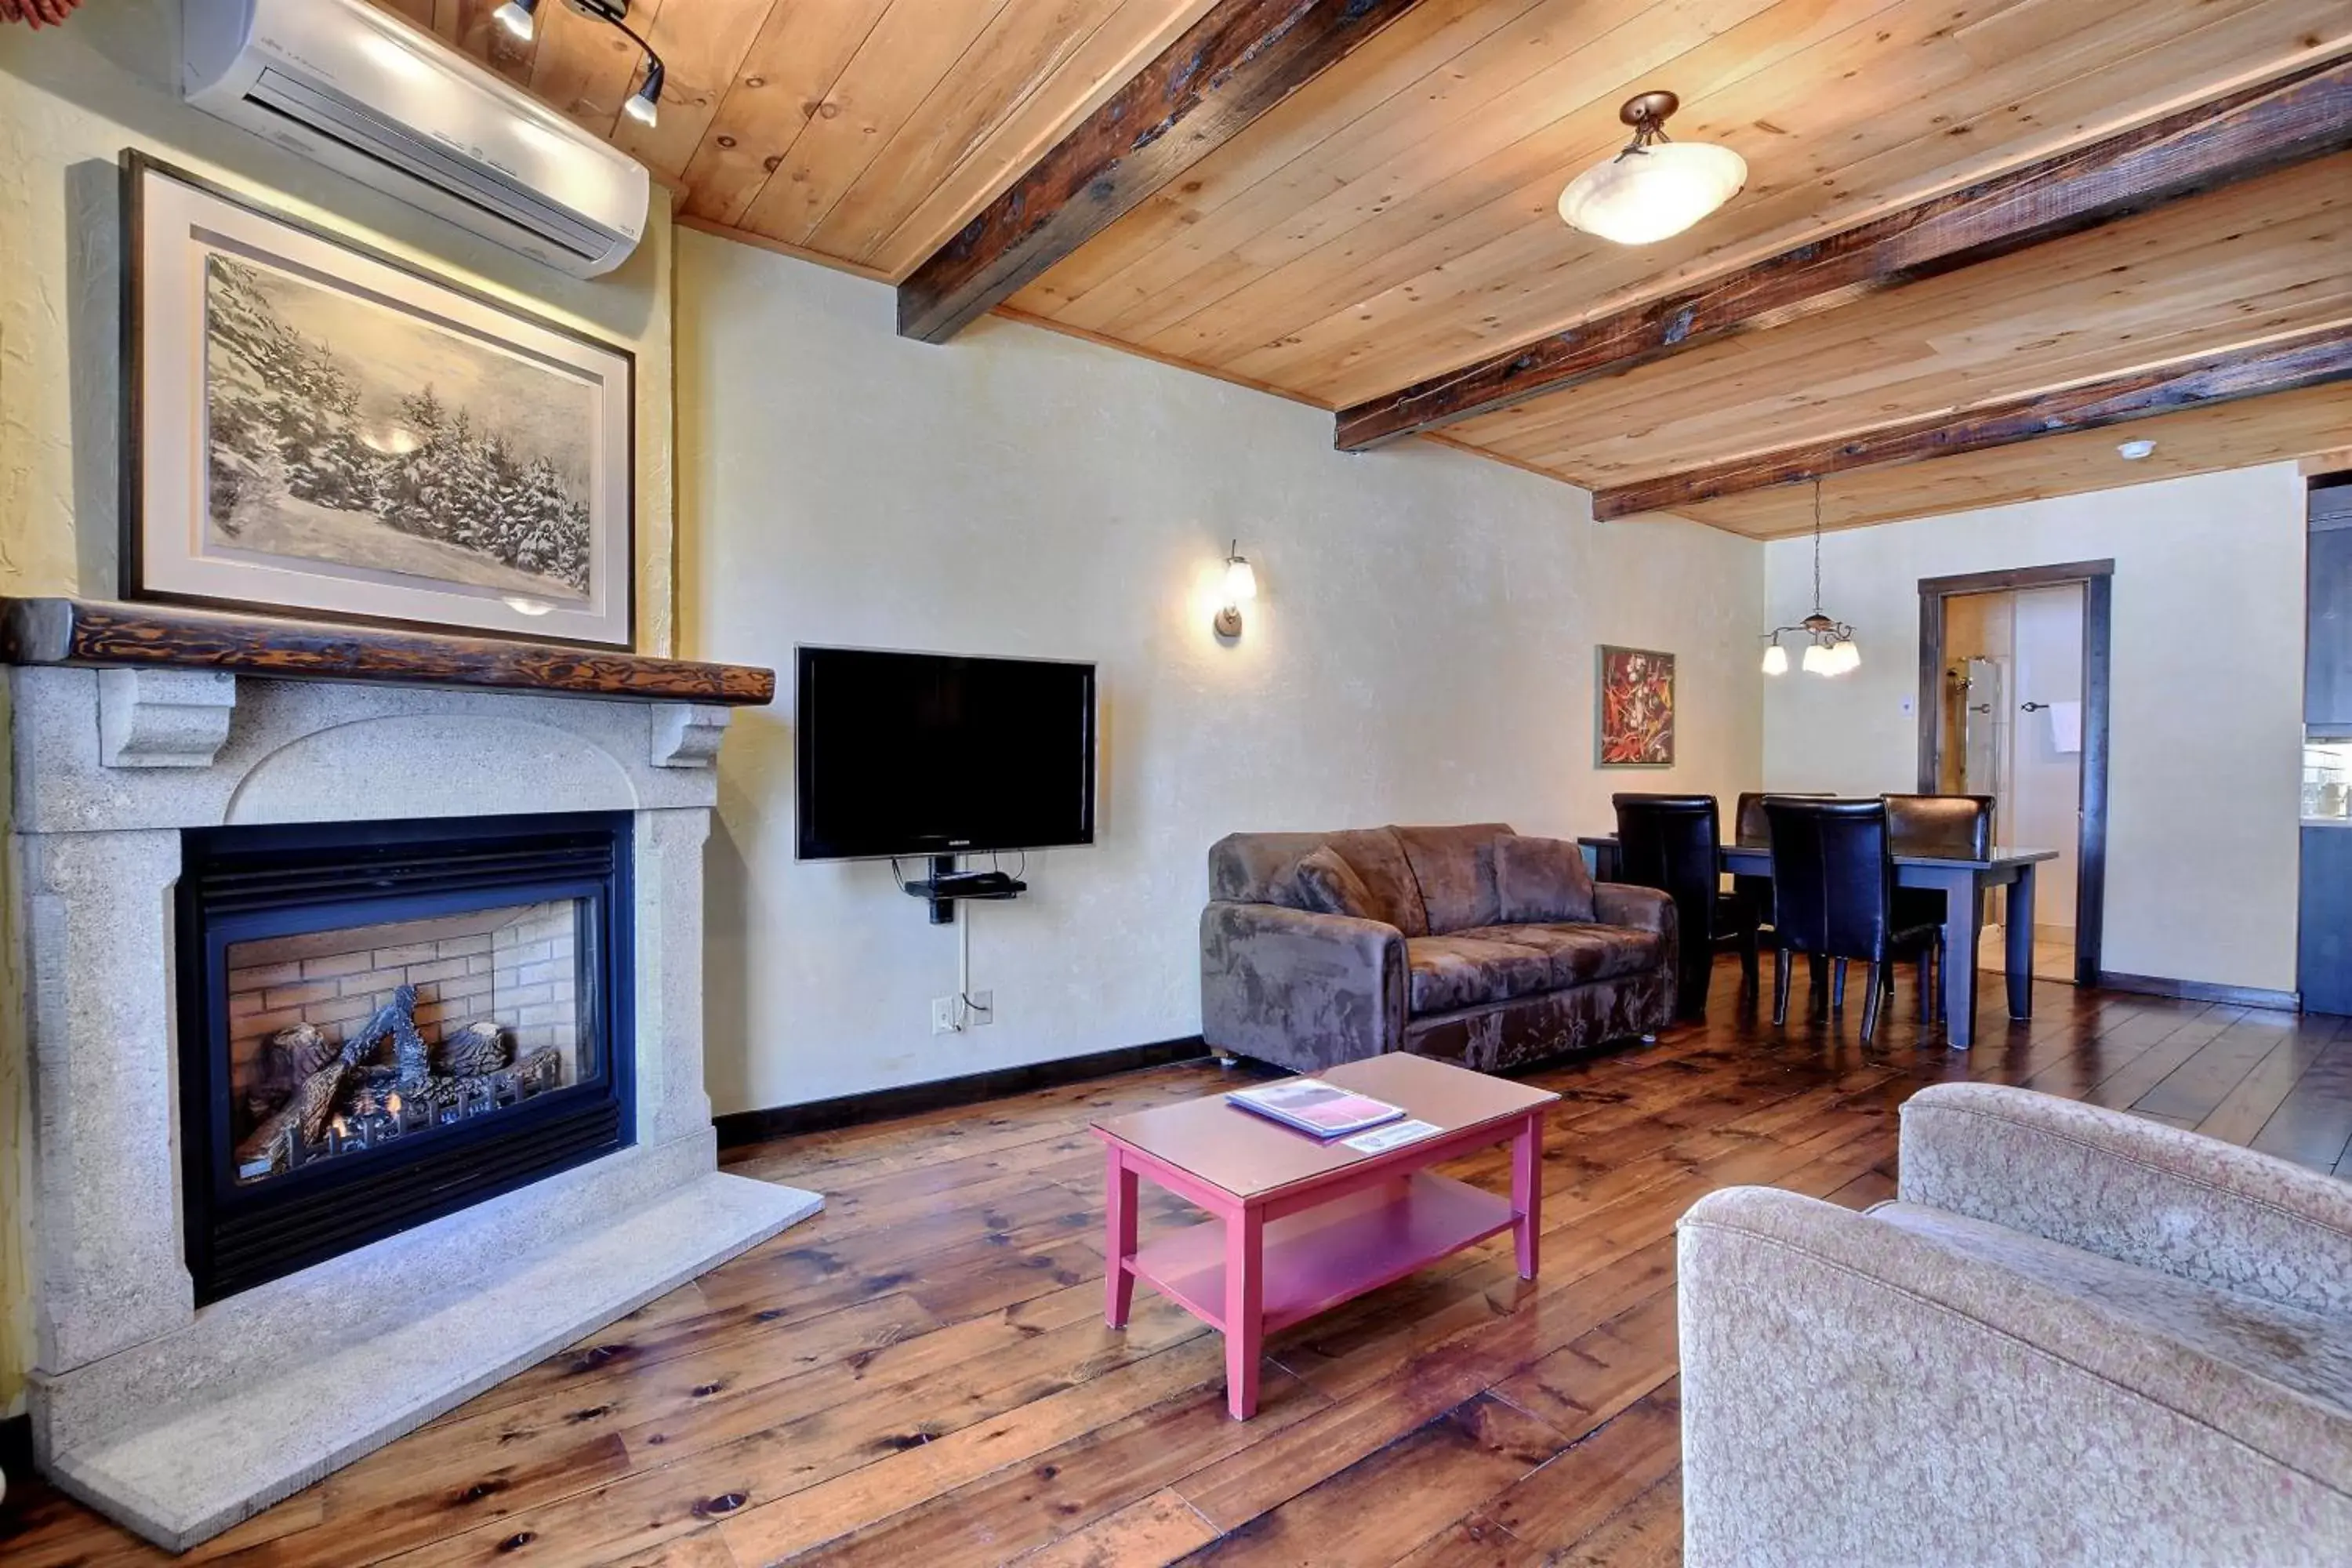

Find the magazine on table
[[1226, 1077, 1406, 1139]]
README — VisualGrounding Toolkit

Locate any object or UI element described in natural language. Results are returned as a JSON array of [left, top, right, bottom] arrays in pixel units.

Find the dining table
[[1578, 836, 2062, 1050]]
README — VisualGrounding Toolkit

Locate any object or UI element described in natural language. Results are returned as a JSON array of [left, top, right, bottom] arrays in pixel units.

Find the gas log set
[[234, 982, 565, 1180]]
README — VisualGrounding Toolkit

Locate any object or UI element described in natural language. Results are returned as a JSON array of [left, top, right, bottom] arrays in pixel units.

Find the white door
[[2010, 585, 2085, 932]]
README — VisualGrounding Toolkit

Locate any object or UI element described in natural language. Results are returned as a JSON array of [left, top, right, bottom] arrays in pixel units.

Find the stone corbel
[[650, 702, 731, 768], [97, 668, 238, 768]]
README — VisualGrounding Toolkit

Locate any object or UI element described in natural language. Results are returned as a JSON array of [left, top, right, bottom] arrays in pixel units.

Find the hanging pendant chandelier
[[1558, 91, 1748, 246], [1761, 481, 1860, 677]]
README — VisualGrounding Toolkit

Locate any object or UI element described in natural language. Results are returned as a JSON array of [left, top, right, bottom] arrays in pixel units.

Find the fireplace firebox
[[176, 812, 635, 1302]]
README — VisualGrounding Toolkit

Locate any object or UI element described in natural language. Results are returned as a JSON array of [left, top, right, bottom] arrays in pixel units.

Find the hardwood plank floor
[[5, 964, 2344, 1566]]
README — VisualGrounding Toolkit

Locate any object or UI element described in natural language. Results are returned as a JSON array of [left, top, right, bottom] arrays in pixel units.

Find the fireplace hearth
[[178, 813, 634, 1301]]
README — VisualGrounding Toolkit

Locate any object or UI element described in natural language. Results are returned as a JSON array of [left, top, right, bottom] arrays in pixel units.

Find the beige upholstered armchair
[[1679, 1083, 2352, 1566]]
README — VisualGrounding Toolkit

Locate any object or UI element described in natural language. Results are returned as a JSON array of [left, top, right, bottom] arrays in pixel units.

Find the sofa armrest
[[1592, 880, 1674, 936], [1200, 901, 1406, 1073], [1899, 1083, 2352, 1316], [1677, 1186, 2352, 1567], [1592, 882, 1678, 1001]]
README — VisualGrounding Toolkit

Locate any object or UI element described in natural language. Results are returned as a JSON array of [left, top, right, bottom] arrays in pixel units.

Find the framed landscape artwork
[[1596, 645, 1675, 768], [124, 153, 635, 648]]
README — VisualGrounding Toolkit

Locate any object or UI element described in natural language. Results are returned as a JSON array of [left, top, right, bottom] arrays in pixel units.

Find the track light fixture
[[491, 0, 536, 41], [624, 55, 665, 127], [492, 0, 664, 129]]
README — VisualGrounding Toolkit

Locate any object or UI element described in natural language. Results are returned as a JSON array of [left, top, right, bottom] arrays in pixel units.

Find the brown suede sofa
[[1200, 823, 1677, 1075]]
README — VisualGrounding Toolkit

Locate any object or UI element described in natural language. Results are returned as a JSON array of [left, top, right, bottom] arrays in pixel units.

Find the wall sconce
[[1213, 540, 1258, 639]]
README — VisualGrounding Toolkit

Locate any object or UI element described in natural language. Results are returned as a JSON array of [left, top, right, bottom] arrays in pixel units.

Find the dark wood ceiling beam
[[1588, 327, 2352, 521], [1335, 53, 2352, 451], [897, 0, 1430, 345]]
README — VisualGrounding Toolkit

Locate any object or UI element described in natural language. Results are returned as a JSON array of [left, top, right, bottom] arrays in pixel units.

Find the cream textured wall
[[677, 230, 1766, 1117], [1762, 464, 2307, 995], [0, 2, 680, 1414]]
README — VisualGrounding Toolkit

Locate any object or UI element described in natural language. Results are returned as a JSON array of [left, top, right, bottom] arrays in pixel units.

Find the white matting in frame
[[126, 154, 636, 648]]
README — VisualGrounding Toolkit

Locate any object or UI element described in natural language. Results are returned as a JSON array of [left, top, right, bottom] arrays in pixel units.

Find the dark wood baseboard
[[2097, 971, 2302, 1012], [713, 1036, 1212, 1149]]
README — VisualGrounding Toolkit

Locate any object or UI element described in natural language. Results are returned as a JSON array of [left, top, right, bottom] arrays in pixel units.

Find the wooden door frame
[[1917, 561, 2114, 988]]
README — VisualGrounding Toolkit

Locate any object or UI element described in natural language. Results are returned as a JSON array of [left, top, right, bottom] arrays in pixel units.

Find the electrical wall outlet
[[968, 990, 994, 1026], [931, 996, 960, 1035]]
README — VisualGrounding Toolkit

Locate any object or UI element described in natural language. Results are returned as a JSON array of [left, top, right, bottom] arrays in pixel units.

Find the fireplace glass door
[[180, 812, 634, 1302], [224, 898, 593, 1185]]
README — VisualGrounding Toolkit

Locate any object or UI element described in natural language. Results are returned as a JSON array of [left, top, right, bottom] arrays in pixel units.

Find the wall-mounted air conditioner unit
[[183, 0, 650, 278]]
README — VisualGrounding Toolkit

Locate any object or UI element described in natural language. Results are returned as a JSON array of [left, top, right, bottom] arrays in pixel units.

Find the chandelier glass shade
[[1559, 92, 1747, 246]]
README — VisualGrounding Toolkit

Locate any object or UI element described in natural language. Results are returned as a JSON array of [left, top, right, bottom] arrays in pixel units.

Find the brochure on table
[[1226, 1078, 1410, 1139]]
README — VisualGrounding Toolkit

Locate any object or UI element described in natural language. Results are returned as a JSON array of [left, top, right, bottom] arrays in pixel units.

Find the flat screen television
[[796, 645, 1097, 862]]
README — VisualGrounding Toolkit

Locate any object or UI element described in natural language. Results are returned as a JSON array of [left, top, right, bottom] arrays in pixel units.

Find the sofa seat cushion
[[1871, 1201, 2352, 1424], [1405, 934, 1555, 1014], [1456, 923, 1664, 985]]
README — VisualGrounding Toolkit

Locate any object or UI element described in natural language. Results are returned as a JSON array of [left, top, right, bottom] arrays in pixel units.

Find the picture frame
[[122, 152, 636, 649], [1595, 645, 1675, 768]]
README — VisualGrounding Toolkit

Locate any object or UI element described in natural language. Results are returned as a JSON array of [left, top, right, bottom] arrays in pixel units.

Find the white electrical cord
[[898, 855, 1000, 1033], [955, 902, 972, 1032]]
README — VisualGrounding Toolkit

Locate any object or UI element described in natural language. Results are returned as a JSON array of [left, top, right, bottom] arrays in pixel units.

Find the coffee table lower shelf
[[1127, 1172, 1515, 1337]]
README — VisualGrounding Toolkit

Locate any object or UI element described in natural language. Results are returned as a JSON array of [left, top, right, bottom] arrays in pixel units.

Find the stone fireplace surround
[[13, 655, 819, 1550]]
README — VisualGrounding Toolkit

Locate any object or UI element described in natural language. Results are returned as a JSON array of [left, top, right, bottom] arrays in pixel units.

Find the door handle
[[1970, 703, 1991, 714], [2020, 702, 2049, 713]]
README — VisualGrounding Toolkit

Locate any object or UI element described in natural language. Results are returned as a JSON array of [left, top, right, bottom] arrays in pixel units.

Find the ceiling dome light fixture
[[495, 0, 664, 128], [1760, 480, 1860, 677], [1559, 91, 1747, 246]]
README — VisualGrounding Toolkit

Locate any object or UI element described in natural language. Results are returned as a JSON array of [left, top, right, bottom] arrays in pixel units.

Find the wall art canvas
[[1596, 645, 1675, 768], [125, 154, 634, 648]]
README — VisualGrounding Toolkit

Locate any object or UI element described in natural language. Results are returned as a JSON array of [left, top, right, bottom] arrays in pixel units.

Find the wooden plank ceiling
[[367, 0, 1222, 280], [376, 0, 2352, 537]]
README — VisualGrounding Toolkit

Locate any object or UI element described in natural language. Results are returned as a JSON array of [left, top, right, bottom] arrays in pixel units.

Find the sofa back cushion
[[1281, 845, 1378, 919], [1208, 829, 1429, 935], [1392, 823, 1515, 935], [1495, 834, 1598, 923]]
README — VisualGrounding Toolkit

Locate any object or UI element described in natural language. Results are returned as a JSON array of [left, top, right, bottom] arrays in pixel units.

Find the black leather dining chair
[[1885, 793, 1995, 945], [1612, 793, 1759, 1018], [1731, 790, 1832, 928], [1762, 798, 1941, 1045]]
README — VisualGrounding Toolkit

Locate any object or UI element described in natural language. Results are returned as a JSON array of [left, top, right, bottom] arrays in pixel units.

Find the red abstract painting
[[1597, 646, 1675, 767]]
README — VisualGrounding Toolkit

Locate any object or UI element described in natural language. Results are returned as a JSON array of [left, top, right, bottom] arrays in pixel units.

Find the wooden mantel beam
[[1588, 327, 2352, 521], [897, 0, 1430, 345], [1335, 53, 2352, 451]]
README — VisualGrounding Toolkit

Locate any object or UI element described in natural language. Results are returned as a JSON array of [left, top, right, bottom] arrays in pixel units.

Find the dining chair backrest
[[1734, 791, 1834, 848], [1612, 793, 1721, 900], [1764, 798, 1896, 960], [1883, 793, 1996, 862]]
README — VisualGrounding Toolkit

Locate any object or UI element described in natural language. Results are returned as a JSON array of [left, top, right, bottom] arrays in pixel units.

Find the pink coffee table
[[1091, 1053, 1558, 1418]]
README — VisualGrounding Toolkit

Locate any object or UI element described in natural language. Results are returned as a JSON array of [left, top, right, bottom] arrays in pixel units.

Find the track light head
[[623, 55, 664, 127]]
